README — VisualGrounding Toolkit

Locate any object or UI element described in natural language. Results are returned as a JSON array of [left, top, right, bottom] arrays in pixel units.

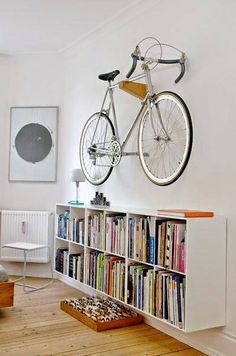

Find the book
[[157, 209, 214, 218]]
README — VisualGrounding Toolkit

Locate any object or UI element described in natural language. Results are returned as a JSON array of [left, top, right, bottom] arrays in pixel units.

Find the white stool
[[3, 242, 53, 292]]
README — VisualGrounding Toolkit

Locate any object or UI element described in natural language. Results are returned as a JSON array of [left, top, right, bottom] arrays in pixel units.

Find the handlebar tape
[[126, 54, 138, 78], [158, 59, 185, 83], [175, 63, 185, 83]]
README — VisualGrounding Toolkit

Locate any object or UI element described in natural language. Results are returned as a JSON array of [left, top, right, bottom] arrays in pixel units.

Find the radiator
[[0, 210, 53, 263]]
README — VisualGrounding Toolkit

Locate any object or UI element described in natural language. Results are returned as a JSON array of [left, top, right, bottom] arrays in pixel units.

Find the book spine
[[179, 243, 185, 273]]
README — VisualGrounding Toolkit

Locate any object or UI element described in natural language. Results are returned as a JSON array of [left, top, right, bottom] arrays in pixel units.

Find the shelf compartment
[[68, 244, 84, 283], [85, 250, 126, 302], [127, 214, 157, 265], [105, 213, 126, 258], [127, 264, 186, 330], [70, 207, 85, 245]]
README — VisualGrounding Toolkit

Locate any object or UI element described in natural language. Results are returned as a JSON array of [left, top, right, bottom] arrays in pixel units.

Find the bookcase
[[54, 203, 226, 332]]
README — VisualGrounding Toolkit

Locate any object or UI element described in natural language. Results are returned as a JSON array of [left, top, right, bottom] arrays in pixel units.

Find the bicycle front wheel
[[138, 91, 193, 186], [80, 112, 115, 185]]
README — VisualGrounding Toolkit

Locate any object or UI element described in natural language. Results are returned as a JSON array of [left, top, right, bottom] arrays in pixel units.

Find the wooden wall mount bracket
[[119, 81, 148, 100]]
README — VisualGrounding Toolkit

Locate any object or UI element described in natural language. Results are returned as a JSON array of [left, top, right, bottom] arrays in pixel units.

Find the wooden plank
[[164, 349, 205, 356], [0, 282, 14, 308], [119, 81, 147, 100], [0, 277, 203, 355], [60, 301, 143, 331]]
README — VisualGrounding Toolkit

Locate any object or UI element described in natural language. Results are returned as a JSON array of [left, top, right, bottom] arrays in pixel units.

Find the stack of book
[[128, 217, 186, 272], [70, 217, 84, 245], [88, 213, 104, 250], [127, 265, 185, 328], [55, 248, 69, 275], [106, 214, 126, 256], [128, 216, 156, 264], [86, 251, 125, 301], [68, 253, 83, 282], [57, 211, 70, 239]]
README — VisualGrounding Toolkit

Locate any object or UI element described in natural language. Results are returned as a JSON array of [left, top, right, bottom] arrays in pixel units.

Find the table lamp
[[68, 168, 85, 205]]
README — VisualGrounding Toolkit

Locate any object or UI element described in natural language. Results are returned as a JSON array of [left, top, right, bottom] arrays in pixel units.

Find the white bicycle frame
[[92, 64, 155, 158]]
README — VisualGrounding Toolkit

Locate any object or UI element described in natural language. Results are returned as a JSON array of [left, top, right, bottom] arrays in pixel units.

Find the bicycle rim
[[138, 91, 193, 185], [80, 112, 115, 185]]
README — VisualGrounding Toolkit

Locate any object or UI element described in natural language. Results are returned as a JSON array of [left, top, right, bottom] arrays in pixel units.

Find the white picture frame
[[9, 106, 58, 182]]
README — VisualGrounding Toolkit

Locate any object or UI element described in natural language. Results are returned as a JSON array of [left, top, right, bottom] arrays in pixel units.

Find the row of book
[[71, 217, 84, 245], [85, 251, 125, 301], [68, 253, 83, 282], [57, 212, 85, 244], [128, 217, 185, 272], [55, 248, 83, 282], [127, 264, 185, 328], [57, 211, 70, 240], [88, 213, 126, 256], [57, 212, 185, 272], [157, 220, 185, 272], [55, 248, 69, 275], [128, 216, 156, 264], [88, 213, 104, 250], [106, 215, 126, 256]]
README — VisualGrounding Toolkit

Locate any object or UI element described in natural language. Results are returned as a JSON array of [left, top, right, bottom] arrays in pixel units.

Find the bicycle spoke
[[80, 113, 115, 185], [138, 92, 192, 185]]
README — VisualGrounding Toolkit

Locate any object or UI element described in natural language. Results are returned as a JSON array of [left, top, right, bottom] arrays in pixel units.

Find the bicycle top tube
[[109, 72, 146, 90]]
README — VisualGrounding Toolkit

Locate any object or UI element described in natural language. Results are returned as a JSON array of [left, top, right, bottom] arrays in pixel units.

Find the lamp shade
[[71, 168, 85, 183]]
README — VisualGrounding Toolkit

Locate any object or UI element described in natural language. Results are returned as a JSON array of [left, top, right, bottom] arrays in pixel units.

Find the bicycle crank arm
[[88, 148, 114, 157], [122, 151, 138, 156], [123, 151, 149, 157]]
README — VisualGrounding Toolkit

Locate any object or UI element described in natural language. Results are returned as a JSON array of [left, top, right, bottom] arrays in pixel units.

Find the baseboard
[[56, 273, 235, 356], [1, 260, 53, 279]]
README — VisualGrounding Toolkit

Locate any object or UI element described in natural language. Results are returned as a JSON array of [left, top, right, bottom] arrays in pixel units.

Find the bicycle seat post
[[108, 80, 119, 141]]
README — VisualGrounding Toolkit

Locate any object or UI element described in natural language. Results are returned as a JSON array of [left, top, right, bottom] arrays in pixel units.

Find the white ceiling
[[0, 0, 139, 54]]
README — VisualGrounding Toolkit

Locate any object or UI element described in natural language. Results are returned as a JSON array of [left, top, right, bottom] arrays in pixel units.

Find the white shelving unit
[[54, 203, 226, 332]]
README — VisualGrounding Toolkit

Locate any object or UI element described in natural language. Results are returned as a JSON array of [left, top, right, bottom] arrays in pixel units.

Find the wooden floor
[[0, 278, 205, 356]]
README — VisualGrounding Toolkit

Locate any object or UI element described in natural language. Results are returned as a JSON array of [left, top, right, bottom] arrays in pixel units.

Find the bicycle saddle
[[98, 70, 120, 82]]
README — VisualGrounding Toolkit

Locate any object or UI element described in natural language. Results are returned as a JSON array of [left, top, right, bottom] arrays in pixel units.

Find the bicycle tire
[[138, 91, 193, 186], [80, 112, 115, 185]]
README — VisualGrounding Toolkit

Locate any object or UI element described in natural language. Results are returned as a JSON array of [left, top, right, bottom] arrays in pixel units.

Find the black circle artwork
[[15, 123, 52, 163]]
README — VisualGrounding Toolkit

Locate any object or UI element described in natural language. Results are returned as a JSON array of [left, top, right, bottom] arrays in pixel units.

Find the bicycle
[[80, 37, 193, 186]]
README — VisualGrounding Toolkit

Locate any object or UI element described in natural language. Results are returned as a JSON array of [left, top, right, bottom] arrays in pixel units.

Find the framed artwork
[[9, 106, 58, 182]]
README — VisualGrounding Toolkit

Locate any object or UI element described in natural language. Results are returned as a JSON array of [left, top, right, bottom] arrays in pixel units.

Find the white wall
[[61, 0, 236, 355], [1, 53, 64, 211], [0, 53, 63, 276]]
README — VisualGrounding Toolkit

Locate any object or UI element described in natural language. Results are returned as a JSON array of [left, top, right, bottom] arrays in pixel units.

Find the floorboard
[[0, 278, 205, 356]]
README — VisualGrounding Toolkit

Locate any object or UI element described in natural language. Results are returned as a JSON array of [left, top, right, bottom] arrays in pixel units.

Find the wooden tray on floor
[[60, 301, 143, 331]]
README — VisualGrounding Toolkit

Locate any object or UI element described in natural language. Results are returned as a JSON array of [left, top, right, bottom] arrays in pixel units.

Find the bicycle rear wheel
[[138, 91, 192, 185], [80, 112, 115, 185]]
